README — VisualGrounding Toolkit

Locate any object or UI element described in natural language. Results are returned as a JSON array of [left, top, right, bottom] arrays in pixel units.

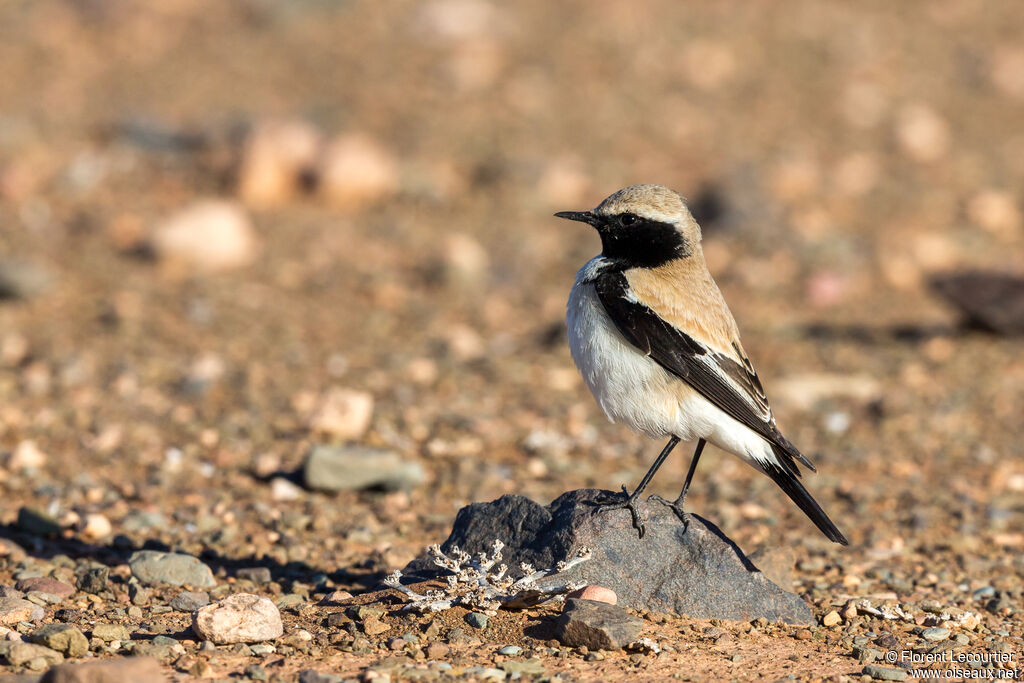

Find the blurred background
[[0, 0, 1022, 622]]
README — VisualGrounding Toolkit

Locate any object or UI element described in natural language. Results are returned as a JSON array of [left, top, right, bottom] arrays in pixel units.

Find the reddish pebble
[[567, 585, 617, 605], [318, 590, 354, 606], [14, 577, 75, 599]]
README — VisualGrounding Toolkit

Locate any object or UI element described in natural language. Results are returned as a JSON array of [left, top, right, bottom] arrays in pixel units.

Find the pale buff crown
[[593, 184, 703, 248]]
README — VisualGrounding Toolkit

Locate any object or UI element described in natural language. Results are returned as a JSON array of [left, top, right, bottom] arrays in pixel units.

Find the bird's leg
[[595, 436, 680, 538], [650, 438, 706, 530]]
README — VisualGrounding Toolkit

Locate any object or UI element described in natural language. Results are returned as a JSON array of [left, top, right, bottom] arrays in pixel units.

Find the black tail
[[763, 446, 848, 545]]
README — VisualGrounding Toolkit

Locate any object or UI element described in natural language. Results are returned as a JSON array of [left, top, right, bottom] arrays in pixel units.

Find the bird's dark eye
[[619, 214, 638, 227]]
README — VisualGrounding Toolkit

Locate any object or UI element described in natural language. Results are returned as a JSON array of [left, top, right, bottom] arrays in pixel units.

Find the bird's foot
[[649, 494, 692, 531], [594, 485, 647, 538]]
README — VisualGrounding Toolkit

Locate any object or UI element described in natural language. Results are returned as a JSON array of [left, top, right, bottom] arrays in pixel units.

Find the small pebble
[[567, 585, 618, 605], [465, 612, 489, 629], [497, 645, 521, 655], [821, 610, 842, 627], [863, 664, 908, 681], [921, 626, 949, 642]]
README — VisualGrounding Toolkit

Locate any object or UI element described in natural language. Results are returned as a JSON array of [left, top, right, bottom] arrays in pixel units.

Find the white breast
[[566, 267, 681, 439], [565, 258, 777, 467]]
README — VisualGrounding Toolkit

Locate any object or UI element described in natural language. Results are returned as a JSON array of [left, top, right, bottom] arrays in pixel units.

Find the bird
[[556, 184, 848, 545]]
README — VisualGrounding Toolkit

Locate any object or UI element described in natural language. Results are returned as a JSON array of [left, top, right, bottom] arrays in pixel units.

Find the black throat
[[598, 216, 690, 269]]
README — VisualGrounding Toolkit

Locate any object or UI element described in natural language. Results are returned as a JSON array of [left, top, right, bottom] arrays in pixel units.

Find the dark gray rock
[[128, 551, 215, 588], [930, 271, 1024, 335], [553, 599, 643, 650], [863, 664, 908, 681], [464, 612, 488, 629], [77, 567, 109, 595], [237, 567, 272, 585], [403, 489, 813, 624], [170, 591, 210, 612], [303, 445, 425, 492], [297, 670, 343, 683], [16, 507, 61, 536]]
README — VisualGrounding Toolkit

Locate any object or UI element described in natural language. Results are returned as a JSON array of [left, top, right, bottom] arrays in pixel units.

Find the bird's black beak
[[554, 210, 600, 227]]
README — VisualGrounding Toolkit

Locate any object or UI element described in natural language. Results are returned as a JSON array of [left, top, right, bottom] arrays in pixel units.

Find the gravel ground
[[0, 1, 1022, 680]]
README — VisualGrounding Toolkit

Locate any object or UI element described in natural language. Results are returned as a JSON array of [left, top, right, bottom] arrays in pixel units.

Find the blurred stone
[[930, 271, 1024, 335], [0, 641, 63, 668], [913, 233, 957, 270], [151, 200, 259, 272], [80, 514, 112, 541], [805, 271, 850, 308], [553, 599, 643, 650], [90, 624, 129, 643], [29, 624, 88, 657], [15, 578, 74, 599], [77, 567, 108, 594], [129, 550, 216, 588], [304, 445, 425, 492], [896, 104, 950, 163], [319, 134, 398, 210], [773, 373, 882, 410], [17, 507, 61, 536], [863, 664, 907, 681], [41, 657, 165, 682], [0, 333, 29, 366], [236, 567, 273, 585], [0, 260, 53, 300], [308, 388, 374, 440], [444, 324, 485, 360], [0, 539, 27, 562], [9, 439, 46, 469], [170, 591, 210, 612], [184, 353, 226, 395], [967, 189, 1021, 235], [418, 0, 496, 41], [270, 477, 304, 502], [318, 590, 353, 606], [991, 46, 1024, 101], [442, 233, 489, 286], [0, 597, 44, 624], [404, 490, 814, 623], [192, 593, 283, 644], [238, 119, 321, 207], [821, 610, 842, 626], [567, 585, 617, 605]]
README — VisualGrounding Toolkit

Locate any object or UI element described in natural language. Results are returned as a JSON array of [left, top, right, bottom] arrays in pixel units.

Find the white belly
[[567, 278, 683, 439], [566, 271, 775, 467]]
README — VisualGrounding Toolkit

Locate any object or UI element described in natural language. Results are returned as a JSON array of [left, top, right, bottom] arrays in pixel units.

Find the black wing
[[593, 271, 811, 470], [594, 271, 848, 545]]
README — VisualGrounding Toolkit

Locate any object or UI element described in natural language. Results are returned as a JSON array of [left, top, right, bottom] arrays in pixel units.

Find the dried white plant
[[384, 539, 592, 614], [628, 637, 661, 654], [854, 598, 980, 629]]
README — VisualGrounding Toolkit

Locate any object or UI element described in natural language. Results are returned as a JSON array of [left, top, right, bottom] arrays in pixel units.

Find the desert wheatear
[[557, 184, 848, 544]]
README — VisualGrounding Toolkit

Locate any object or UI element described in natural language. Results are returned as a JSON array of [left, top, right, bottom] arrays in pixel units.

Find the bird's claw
[[649, 494, 692, 531], [595, 484, 647, 538]]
